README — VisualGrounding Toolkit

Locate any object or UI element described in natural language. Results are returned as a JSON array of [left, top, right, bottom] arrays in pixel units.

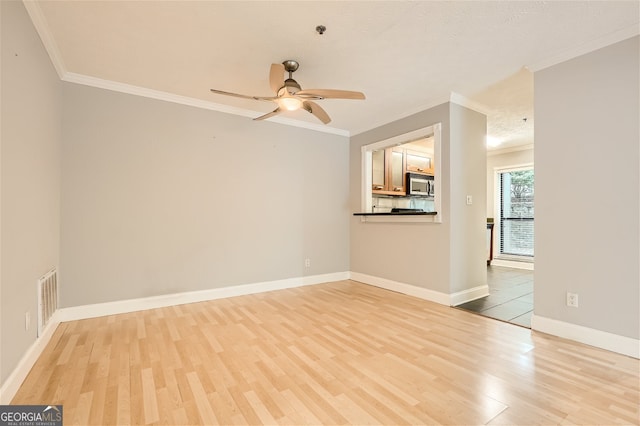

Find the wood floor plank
[[185, 371, 218, 425], [128, 364, 144, 425], [11, 280, 640, 425], [243, 390, 277, 425], [101, 385, 118, 426], [279, 388, 323, 425], [87, 378, 107, 425], [71, 391, 93, 426], [141, 367, 160, 424], [154, 387, 174, 425]]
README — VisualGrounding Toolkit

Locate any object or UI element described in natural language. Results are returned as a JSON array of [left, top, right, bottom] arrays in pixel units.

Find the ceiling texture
[[24, 1, 639, 150]]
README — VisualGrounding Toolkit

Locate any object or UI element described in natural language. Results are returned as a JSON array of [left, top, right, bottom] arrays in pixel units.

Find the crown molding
[[526, 24, 640, 72], [350, 95, 452, 137], [350, 92, 490, 138], [63, 72, 350, 137], [22, 0, 350, 138], [22, 0, 66, 78], [487, 143, 534, 156], [449, 92, 491, 115]]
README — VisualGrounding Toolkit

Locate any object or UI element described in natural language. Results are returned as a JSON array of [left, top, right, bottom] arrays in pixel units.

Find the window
[[498, 168, 534, 257]]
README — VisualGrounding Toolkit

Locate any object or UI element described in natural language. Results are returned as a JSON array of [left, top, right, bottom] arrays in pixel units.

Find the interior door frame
[[493, 163, 535, 265]]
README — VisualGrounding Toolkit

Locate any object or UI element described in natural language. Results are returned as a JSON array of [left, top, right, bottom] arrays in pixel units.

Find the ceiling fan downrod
[[282, 60, 299, 78], [281, 60, 301, 92]]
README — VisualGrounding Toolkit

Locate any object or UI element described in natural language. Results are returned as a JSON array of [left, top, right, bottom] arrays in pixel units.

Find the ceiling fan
[[210, 60, 365, 124]]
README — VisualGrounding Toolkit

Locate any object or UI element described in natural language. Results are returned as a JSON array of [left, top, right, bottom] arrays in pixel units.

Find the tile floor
[[457, 265, 533, 328]]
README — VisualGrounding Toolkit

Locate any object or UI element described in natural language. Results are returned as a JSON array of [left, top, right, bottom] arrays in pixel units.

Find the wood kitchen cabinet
[[372, 147, 406, 195], [406, 149, 434, 174], [372, 149, 386, 191]]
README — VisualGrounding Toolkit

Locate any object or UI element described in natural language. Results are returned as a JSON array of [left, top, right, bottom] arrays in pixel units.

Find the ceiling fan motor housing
[[282, 60, 299, 73], [284, 78, 301, 94]]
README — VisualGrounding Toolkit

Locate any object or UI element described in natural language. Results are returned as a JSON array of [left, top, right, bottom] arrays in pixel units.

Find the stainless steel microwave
[[407, 173, 434, 197]]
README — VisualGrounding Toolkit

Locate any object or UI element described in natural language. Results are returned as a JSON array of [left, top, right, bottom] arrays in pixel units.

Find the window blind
[[499, 169, 534, 257]]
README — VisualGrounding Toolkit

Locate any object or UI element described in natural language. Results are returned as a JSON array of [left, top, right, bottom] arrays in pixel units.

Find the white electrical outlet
[[304, 258, 311, 268], [25, 311, 31, 331], [466, 195, 473, 205], [566, 292, 579, 307]]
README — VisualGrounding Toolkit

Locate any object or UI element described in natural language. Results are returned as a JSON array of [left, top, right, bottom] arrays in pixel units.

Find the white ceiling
[[26, 1, 639, 150]]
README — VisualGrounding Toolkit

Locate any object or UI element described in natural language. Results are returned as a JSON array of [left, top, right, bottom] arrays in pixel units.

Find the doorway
[[458, 165, 535, 328], [497, 168, 534, 260], [457, 266, 533, 327]]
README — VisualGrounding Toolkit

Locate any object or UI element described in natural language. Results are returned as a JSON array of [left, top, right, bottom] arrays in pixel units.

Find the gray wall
[[60, 83, 350, 307], [449, 103, 488, 293], [350, 104, 451, 293], [534, 36, 639, 339], [1, 0, 62, 383], [350, 103, 487, 296]]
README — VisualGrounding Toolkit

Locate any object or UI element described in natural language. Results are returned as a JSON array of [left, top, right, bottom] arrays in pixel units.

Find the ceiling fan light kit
[[277, 97, 302, 111], [210, 60, 365, 124]]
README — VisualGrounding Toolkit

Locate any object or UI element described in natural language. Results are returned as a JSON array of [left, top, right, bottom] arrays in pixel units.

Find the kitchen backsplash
[[372, 196, 435, 213]]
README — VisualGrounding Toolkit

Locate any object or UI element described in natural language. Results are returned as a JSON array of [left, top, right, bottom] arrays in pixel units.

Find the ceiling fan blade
[[254, 107, 281, 121], [302, 101, 331, 124], [296, 89, 365, 100], [210, 88, 259, 101], [210, 89, 276, 102], [269, 63, 285, 94]]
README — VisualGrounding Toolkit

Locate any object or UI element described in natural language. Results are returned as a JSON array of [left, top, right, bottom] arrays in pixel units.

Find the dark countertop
[[353, 211, 437, 216]]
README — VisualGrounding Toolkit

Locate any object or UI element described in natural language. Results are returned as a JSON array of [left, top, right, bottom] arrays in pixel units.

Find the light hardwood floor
[[12, 280, 640, 425]]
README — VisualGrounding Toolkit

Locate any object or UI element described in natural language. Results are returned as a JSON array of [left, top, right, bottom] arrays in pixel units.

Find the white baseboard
[[450, 285, 490, 306], [57, 271, 349, 322], [531, 314, 640, 359], [0, 312, 61, 404], [5, 273, 636, 406], [490, 259, 534, 270], [349, 272, 452, 305], [0, 271, 349, 403]]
